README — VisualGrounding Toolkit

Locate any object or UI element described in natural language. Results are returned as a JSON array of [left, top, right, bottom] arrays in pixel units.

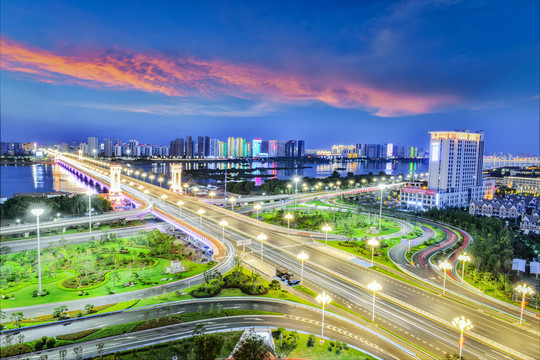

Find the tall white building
[[87, 137, 98, 156], [401, 130, 485, 209]]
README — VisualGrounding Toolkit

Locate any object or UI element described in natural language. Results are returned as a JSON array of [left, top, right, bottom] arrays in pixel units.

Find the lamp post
[[516, 284, 534, 325], [149, 174, 155, 184], [285, 213, 293, 235], [219, 220, 228, 242], [229, 197, 236, 211], [158, 177, 164, 188], [197, 209, 205, 228], [31, 208, 44, 295], [367, 280, 382, 322], [316, 291, 331, 342], [287, 184, 292, 195], [367, 239, 379, 265], [192, 187, 199, 200], [176, 199, 184, 217], [209, 191, 216, 205], [440, 260, 452, 295], [141, 172, 147, 182], [452, 316, 473, 360], [86, 190, 94, 237], [293, 177, 300, 209], [378, 184, 386, 231], [257, 233, 267, 263], [254, 203, 262, 221], [458, 254, 471, 284], [322, 224, 332, 245], [297, 251, 309, 285]]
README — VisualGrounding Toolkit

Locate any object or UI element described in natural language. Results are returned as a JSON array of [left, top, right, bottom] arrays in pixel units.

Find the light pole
[[458, 254, 471, 284], [31, 208, 44, 295], [516, 284, 534, 325], [192, 187, 199, 200], [158, 177, 164, 188], [177, 200, 184, 218], [322, 224, 332, 245], [219, 220, 228, 242], [316, 291, 331, 343], [285, 213, 293, 235], [197, 209, 205, 228], [367, 280, 382, 322], [378, 184, 386, 231], [440, 260, 452, 295], [209, 191, 216, 205], [286, 184, 292, 195], [141, 172, 147, 182], [293, 177, 300, 209], [254, 203, 262, 221], [367, 239, 379, 266], [297, 251, 309, 285], [86, 190, 94, 237], [257, 233, 267, 263], [149, 174, 155, 184], [452, 316, 473, 360]]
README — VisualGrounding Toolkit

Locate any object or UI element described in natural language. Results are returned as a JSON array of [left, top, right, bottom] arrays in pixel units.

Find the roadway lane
[[3, 298, 415, 360]]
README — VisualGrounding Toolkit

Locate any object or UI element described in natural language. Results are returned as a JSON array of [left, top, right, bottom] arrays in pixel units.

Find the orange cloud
[[0, 35, 457, 116]]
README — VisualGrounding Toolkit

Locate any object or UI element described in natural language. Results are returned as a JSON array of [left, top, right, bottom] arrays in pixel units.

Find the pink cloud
[[1, 35, 457, 116]]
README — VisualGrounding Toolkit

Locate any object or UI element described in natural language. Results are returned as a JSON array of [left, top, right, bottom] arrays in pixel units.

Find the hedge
[[57, 328, 98, 340], [94, 299, 139, 314], [0, 344, 32, 358]]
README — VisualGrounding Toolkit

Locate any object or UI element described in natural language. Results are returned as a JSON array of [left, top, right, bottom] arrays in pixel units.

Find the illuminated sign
[[402, 187, 437, 196]]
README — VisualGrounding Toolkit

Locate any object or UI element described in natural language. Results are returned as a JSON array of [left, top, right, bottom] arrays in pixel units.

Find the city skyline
[[1, 1, 538, 153]]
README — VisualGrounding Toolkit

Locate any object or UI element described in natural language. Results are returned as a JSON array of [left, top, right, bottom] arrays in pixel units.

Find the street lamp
[[149, 174, 155, 184], [219, 220, 228, 242], [177, 200, 184, 218], [293, 177, 300, 209], [31, 208, 44, 295], [285, 213, 293, 235], [322, 224, 332, 245], [257, 233, 267, 263], [378, 184, 386, 230], [253, 203, 262, 221], [440, 260, 452, 295], [141, 172, 147, 182], [316, 291, 332, 342], [86, 190, 94, 237], [197, 209, 205, 228], [457, 253, 471, 284], [192, 187, 199, 200], [367, 239, 379, 265], [452, 316, 473, 360], [209, 191, 216, 205], [229, 197, 236, 211], [367, 280, 382, 322], [516, 284, 534, 325], [286, 184, 292, 195], [297, 251, 309, 285], [158, 177, 164, 188], [135, 171, 140, 179]]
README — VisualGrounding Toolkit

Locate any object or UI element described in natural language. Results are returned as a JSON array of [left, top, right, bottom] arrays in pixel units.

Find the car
[[63, 322, 73, 326], [288, 279, 300, 286]]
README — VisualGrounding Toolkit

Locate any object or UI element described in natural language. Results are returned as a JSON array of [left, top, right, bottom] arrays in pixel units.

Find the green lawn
[[282, 331, 377, 360]]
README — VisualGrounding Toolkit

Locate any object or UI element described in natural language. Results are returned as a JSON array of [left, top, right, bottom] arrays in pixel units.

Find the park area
[[257, 208, 402, 238], [0, 229, 210, 308]]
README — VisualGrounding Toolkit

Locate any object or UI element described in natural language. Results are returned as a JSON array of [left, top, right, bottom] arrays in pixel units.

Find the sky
[[1, 0, 538, 153]]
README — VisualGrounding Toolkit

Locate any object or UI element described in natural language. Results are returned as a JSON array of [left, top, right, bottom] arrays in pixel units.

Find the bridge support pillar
[[78, 149, 83, 160], [170, 163, 183, 193], [109, 164, 123, 206]]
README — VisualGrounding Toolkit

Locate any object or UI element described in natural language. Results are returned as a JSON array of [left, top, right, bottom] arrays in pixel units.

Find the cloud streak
[[1, 35, 457, 116]]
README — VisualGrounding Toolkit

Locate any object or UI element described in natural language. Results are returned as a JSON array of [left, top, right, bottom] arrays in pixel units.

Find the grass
[[277, 330, 377, 360]]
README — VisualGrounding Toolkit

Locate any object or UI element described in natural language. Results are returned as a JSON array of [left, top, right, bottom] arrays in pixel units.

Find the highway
[[2, 298, 415, 360], [36, 154, 540, 359]]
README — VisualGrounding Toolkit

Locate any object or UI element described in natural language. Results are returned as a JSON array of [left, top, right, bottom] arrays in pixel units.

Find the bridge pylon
[[109, 164, 123, 206], [78, 149, 83, 160], [170, 163, 183, 193]]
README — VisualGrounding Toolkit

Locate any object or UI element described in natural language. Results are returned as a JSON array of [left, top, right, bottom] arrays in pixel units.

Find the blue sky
[[1, 0, 538, 153]]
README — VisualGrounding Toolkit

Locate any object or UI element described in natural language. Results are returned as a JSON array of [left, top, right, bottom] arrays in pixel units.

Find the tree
[[59, 348, 68, 360], [233, 330, 269, 360], [4, 333, 13, 347], [192, 323, 206, 337], [10, 311, 24, 328], [144, 310, 150, 324], [194, 333, 225, 360], [269, 280, 281, 294], [97, 342, 105, 360], [53, 306, 68, 319], [84, 304, 95, 315], [73, 345, 83, 360], [110, 272, 121, 287]]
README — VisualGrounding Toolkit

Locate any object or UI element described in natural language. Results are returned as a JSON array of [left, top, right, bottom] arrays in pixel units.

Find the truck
[[276, 267, 294, 280]]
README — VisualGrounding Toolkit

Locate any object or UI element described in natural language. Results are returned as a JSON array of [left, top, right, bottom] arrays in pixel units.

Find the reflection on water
[[1, 163, 89, 198]]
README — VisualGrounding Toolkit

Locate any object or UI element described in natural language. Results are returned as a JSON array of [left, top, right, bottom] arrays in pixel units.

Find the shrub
[[336, 349, 341, 355], [330, 341, 335, 347], [32, 290, 38, 297], [34, 339, 44, 351], [41, 336, 48, 343], [307, 334, 316, 347], [46, 338, 56, 348], [57, 329, 98, 340], [328, 346, 333, 352]]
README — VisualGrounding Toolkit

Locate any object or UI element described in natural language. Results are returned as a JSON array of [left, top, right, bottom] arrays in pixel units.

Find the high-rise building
[[297, 140, 305, 157], [401, 130, 485, 209], [268, 140, 278, 157], [204, 136, 210, 157], [252, 139, 262, 157], [129, 139, 139, 157], [209, 139, 220, 158], [285, 140, 296, 157], [87, 137, 98, 156], [104, 139, 113, 157], [185, 136, 193, 158], [114, 144, 122, 157]]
